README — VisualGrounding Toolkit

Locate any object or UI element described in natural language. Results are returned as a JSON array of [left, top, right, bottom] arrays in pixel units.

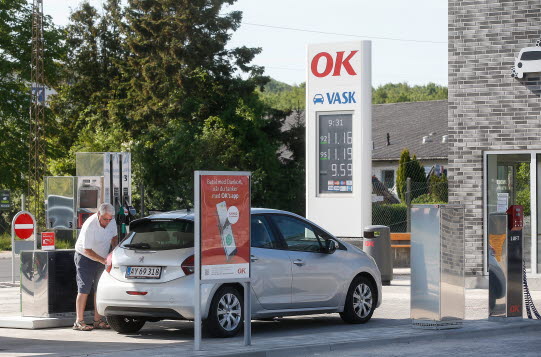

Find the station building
[[449, 1, 541, 284]]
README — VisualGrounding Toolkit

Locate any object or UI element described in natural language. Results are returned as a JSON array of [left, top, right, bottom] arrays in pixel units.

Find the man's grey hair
[[98, 203, 115, 216]]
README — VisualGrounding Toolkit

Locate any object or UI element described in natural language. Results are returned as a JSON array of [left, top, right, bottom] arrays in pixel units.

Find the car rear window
[[521, 51, 541, 61], [127, 220, 194, 250]]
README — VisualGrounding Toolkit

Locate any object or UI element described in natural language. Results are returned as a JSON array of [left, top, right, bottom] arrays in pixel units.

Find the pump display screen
[[318, 113, 352, 193], [79, 189, 98, 209]]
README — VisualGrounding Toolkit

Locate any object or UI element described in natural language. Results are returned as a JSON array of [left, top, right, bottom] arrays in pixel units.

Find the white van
[[514, 47, 541, 79]]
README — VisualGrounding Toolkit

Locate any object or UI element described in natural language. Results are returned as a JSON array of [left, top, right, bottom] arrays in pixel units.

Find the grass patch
[[0, 233, 75, 251], [0, 233, 11, 251], [56, 239, 75, 250]]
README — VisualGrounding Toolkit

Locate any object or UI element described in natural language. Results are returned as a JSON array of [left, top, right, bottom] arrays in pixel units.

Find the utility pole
[[29, 0, 46, 225]]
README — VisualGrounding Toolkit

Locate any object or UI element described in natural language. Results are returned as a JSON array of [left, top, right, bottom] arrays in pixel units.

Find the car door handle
[[250, 255, 259, 262], [293, 259, 305, 266]]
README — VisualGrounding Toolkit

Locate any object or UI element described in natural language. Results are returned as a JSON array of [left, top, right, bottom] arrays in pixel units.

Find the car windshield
[[125, 219, 194, 250], [520, 51, 541, 61]]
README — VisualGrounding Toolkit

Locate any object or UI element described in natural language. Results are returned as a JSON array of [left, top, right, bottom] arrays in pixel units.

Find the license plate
[[126, 266, 162, 279]]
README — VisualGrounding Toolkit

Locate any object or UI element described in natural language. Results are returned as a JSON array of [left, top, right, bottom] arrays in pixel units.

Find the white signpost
[[11, 211, 37, 283], [306, 41, 372, 237]]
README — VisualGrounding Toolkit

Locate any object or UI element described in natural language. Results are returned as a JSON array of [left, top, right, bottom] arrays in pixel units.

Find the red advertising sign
[[13, 213, 35, 240], [199, 173, 250, 280], [41, 232, 55, 250]]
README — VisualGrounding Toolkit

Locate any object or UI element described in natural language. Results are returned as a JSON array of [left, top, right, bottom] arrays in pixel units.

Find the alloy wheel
[[353, 283, 373, 318], [217, 293, 242, 331]]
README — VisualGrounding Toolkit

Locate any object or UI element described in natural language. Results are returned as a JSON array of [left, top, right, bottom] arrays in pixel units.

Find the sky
[[42, 0, 448, 87]]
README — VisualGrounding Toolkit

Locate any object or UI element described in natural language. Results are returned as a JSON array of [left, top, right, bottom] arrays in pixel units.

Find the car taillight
[[105, 252, 113, 273], [181, 255, 194, 275]]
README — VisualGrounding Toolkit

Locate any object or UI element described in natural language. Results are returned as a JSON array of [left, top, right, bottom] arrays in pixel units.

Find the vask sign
[[313, 91, 357, 105]]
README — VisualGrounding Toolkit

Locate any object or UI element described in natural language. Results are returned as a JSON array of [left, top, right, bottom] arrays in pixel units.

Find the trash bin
[[363, 225, 392, 285]]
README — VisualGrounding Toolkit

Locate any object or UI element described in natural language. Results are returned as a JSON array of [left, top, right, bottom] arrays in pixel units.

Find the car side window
[[269, 215, 323, 253], [251, 216, 276, 249]]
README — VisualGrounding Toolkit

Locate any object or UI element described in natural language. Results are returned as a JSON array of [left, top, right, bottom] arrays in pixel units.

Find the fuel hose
[[523, 262, 541, 319]]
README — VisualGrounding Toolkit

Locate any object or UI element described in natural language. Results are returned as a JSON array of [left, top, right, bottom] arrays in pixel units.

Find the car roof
[[137, 208, 302, 222], [131, 208, 338, 240], [520, 47, 541, 53]]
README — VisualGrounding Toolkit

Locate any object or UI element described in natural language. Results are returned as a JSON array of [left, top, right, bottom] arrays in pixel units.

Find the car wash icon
[[216, 201, 238, 260], [313, 93, 324, 104], [511, 39, 541, 79]]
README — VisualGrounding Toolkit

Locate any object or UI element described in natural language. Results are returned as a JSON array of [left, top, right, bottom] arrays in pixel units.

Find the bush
[[0, 233, 11, 251], [411, 194, 445, 204], [372, 203, 407, 232], [429, 174, 448, 203], [0, 234, 75, 251]]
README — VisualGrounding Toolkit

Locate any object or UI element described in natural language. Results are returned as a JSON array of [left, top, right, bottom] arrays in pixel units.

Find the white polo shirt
[[75, 213, 117, 259]]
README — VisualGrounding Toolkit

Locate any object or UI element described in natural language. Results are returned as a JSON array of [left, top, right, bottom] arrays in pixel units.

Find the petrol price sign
[[319, 113, 353, 193]]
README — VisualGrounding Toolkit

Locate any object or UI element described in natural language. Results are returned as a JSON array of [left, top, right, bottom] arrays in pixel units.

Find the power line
[[265, 66, 305, 72], [241, 22, 447, 44]]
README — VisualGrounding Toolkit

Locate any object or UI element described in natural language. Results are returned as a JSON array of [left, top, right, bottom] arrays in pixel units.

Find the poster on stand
[[198, 172, 250, 281]]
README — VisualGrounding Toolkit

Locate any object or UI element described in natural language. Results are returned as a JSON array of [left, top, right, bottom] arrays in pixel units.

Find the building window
[[382, 170, 394, 189]]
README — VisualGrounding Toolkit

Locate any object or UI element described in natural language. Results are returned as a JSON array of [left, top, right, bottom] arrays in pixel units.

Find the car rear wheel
[[107, 315, 146, 333], [340, 276, 376, 324], [205, 286, 243, 338]]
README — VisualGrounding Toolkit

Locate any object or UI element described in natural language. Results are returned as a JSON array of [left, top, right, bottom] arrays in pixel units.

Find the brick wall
[[448, 1, 541, 276]]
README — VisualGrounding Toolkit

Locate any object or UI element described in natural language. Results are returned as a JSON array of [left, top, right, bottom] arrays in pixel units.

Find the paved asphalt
[[1, 275, 541, 356], [309, 330, 541, 357]]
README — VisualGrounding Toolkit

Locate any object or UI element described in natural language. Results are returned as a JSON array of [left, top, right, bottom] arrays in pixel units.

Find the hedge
[[372, 203, 408, 233]]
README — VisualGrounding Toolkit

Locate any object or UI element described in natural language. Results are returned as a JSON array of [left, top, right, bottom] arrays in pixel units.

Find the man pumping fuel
[[73, 203, 118, 331]]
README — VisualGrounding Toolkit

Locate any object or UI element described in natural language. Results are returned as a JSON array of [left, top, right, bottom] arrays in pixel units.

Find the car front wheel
[[205, 286, 243, 338], [107, 315, 146, 333], [340, 276, 376, 324]]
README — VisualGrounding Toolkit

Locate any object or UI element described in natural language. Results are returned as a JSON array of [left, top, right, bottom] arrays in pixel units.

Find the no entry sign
[[13, 213, 35, 240], [10, 211, 37, 283]]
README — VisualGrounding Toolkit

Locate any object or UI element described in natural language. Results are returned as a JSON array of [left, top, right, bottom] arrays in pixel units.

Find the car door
[[250, 215, 292, 310], [268, 214, 343, 309]]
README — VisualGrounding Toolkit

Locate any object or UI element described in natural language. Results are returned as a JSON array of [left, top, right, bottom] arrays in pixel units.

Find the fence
[[372, 179, 448, 232]]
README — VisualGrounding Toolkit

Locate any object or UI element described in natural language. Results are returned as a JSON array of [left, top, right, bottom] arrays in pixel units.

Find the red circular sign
[[14, 213, 35, 240]]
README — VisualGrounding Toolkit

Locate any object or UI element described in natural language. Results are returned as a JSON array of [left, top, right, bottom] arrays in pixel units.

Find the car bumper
[[96, 272, 214, 320]]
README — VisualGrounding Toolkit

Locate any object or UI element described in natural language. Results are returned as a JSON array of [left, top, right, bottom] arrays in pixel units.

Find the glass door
[[486, 154, 531, 270]]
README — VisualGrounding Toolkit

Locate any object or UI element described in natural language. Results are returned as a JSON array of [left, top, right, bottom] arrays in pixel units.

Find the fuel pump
[[115, 198, 136, 242], [488, 205, 523, 319]]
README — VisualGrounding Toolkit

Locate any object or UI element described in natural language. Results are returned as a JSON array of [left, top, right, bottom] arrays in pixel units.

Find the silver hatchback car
[[96, 208, 382, 337]]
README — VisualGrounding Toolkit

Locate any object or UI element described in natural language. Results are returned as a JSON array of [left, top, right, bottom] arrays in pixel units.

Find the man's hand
[[84, 248, 106, 265]]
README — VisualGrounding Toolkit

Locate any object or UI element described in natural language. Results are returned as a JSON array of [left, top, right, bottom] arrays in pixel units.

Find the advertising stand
[[194, 171, 251, 350]]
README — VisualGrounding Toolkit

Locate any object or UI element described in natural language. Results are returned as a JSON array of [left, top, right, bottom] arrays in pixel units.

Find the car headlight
[[518, 62, 522, 68]]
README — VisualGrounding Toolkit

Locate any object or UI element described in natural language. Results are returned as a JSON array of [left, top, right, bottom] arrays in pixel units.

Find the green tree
[[258, 81, 305, 111], [49, 0, 128, 176], [395, 149, 427, 202], [372, 82, 447, 104], [50, 0, 303, 213], [395, 149, 411, 202], [258, 80, 448, 111], [0, 0, 64, 192], [516, 163, 530, 216]]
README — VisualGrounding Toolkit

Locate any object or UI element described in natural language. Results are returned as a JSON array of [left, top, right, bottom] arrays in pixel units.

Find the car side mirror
[[325, 240, 337, 254]]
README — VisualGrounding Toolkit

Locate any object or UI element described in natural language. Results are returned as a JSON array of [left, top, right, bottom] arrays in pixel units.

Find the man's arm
[[111, 236, 119, 249], [84, 248, 107, 265]]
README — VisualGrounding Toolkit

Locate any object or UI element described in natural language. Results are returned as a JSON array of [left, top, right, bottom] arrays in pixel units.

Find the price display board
[[318, 113, 353, 194]]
